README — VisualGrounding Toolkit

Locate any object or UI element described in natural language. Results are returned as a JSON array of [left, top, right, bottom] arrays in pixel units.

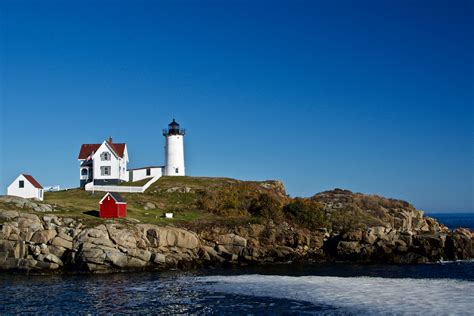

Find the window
[[100, 166, 111, 176], [81, 169, 88, 175], [146, 168, 151, 176], [100, 152, 111, 161], [19, 180, 24, 188], [175, 168, 179, 174], [39, 190, 43, 198]]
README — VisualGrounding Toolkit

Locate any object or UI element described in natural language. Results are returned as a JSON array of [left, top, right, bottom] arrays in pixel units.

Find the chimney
[[108, 136, 113, 143]]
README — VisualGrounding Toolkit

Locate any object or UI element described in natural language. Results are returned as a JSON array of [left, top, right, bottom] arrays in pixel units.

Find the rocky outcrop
[[313, 189, 429, 231], [0, 213, 202, 273], [0, 196, 55, 213], [326, 225, 474, 263], [0, 209, 473, 273]]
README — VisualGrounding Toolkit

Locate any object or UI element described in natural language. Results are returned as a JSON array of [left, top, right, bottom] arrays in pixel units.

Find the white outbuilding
[[7, 174, 44, 201]]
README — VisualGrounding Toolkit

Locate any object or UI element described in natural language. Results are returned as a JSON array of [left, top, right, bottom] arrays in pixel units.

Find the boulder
[[18, 227, 36, 242], [81, 236, 115, 249], [29, 244, 41, 256], [399, 232, 413, 246], [0, 210, 19, 221], [106, 224, 138, 249], [62, 218, 76, 226], [48, 245, 66, 258], [1, 223, 19, 240], [128, 249, 151, 262], [79, 248, 106, 265], [362, 231, 377, 244], [45, 254, 63, 266], [87, 226, 109, 239], [0, 196, 25, 207], [138, 225, 199, 249], [104, 248, 129, 268], [445, 231, 473, 260], [165, 187, 191, 193], [85, 263, 109, 273], [369, 226, 386, 236], [173, 229, 200, 249], [151, 253, 166, 264], [127, 257, 147, 268], [17, 216, 43, 232], [75, 228, 115, 249], [11, 241, 27, 259], [52, 236, 73, 250], [273, 246, 295, 258], [144, 202, 156, 210], [57, 232, 73, 241], [216, 234, 247, 255], [34, 204, 54, 212], [31, 229, 57, 244], [17, 257, 38, 270], [218, 249, 238, 262], [454, 228, 473, 238], [202, 245, 225, 263]]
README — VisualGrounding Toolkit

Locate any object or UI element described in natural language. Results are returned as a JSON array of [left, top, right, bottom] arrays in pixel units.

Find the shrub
[[283, 198, 328, 229], [248, 193, 283, 221], [197, 190, 218, 211]]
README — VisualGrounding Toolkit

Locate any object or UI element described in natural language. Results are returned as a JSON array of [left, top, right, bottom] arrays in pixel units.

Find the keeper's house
[[7, 174, 44, 201], [78, 137, 129, 188]]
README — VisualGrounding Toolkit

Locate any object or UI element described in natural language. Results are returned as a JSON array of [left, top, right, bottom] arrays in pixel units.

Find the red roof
[[22, 174, 43, 189], [78, 142, 126, 159]]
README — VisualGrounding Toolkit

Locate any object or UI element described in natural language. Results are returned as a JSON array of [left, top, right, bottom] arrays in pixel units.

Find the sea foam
[[196, 275, 474, 315]]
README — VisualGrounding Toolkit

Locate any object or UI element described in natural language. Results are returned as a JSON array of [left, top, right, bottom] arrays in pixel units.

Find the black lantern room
[[163, 119, 185, 136]]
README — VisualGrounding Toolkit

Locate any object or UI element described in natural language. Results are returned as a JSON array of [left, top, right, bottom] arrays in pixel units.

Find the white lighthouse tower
[[163, 119, 186, 176]]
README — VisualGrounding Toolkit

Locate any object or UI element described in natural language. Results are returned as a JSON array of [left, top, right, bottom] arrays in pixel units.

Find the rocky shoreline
[[1, 208, 473, 273]]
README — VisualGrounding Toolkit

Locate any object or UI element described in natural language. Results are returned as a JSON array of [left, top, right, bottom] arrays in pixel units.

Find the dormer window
[[101, 152, 111, 161]]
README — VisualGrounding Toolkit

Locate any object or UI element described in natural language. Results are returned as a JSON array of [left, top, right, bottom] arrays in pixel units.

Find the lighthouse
[[163, 119, 186, 176]]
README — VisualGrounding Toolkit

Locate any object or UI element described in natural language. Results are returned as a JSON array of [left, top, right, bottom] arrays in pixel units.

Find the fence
[[85, 175, 161, 193]]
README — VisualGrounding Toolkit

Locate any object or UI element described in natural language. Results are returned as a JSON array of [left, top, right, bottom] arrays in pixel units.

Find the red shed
[[99, 192, 127, 218]]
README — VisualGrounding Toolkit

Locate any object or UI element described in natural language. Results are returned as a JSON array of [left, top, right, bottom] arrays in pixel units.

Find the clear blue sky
[[0, 0, 472, 212]]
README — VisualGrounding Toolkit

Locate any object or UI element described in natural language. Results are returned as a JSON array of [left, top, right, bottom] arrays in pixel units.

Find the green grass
[[42, 176, 258, 226], [43, 188, 209, 225]]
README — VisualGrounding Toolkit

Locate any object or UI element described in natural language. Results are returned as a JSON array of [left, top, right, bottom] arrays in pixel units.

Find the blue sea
[[1, 213, 473, 315], [428, 212, 474, 230]]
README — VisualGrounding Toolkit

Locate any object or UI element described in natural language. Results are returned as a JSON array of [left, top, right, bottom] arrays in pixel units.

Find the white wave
[[196, 275, 474, 315]]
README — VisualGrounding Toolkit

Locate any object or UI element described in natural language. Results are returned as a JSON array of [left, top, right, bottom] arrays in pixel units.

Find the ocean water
[[428, 213, 474, 230], [1, 261, 474, 315], [1, 213, 473, 315]]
